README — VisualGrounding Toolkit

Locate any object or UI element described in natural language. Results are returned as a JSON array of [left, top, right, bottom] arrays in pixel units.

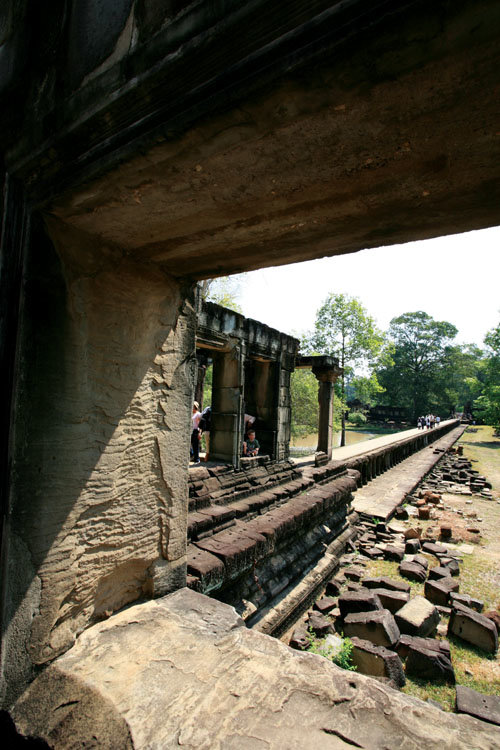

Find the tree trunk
[[340, 345, 346, 447]]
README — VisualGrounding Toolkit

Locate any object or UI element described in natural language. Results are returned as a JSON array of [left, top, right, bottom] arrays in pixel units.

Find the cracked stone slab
[[10, 589, 500, 749]]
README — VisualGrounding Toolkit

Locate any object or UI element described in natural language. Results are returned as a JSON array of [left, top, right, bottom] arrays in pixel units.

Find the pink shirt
[[192, 411, 201, 430]]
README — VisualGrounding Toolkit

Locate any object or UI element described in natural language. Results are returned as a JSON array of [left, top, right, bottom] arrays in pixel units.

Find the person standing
[[191, 401, 202, 464], [199, 405, 211, 462]]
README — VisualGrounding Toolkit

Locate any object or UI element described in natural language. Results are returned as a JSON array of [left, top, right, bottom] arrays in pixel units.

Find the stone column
[[210, 340, 245, 467], [194, 352, 210, 408], [313, 368, 339, 459], [1, 217, 196, 707]]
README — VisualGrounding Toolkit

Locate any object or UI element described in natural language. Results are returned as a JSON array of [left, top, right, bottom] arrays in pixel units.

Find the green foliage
[[349, 411, 367, 427], [474, 322, 500, 430], [302, 293, 384, 445], [305, 293, 384, 370], [350, 372, 385, 406], [290, 369, 319, 438], [200, 275, 245, 313], [203, 364, 213, 408], [306, 629, 357, 671], [377, 311, 459, 419], [290, 369, 341, 438]]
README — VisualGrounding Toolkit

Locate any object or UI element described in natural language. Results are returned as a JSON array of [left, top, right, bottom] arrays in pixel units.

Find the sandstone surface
[[11, 589, 500, 749], [395, 596, 440, 637]]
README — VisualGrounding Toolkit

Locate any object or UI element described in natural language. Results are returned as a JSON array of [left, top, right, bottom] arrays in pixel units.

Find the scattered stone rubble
[[420, 445, 494, 499], [289, 444, 500, 726]]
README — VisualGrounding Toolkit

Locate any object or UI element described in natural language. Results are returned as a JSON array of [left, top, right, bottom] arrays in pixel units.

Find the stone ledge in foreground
[[11, 589, 500, 749]]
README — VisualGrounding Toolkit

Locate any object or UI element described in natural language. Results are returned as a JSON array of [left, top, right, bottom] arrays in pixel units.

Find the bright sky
[[234, 226, 500, 347]]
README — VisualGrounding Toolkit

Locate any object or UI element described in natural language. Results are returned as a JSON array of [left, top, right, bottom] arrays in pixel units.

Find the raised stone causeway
[[186, 421, 461, 632], [351, 424, 467, 520]]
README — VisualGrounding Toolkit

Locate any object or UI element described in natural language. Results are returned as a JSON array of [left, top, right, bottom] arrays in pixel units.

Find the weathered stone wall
[[1, 218, 195, 706], [197, 302, 298, 463]]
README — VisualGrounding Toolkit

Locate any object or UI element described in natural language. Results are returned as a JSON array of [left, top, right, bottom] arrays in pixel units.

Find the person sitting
[[243, 429, 260, 457]]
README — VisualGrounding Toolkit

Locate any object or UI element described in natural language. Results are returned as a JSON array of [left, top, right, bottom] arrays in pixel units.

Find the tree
[[350, 373, 384, 407], [434, 344, 484, 415], [474, 321, 500, 430], [377, 311, 458, 420], [304, 293, 384, 446], [290, 369, 341, 440], [199, 275, 245, 313]]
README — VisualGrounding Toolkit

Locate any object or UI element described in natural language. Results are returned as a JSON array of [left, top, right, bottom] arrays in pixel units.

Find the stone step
[[187, 473, 358, 596]]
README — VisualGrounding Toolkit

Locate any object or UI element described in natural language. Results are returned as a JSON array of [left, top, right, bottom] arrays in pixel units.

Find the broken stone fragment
[[371, 588, 410, 614], [412, 553, 429, 570], [289, 626, 310, 650], [455, 685, 500, 726], [395, 596, 440, 637], [396, 634, 451, 661], [350, 637, 405, 688], [384, 544, 405, 562], [324, 579, 341, 597], [343, 609, 400, 648], [424, 577, 459, 607], [307, 612, 334, 637], [337, 590, 382, 619], [404, 527, 421, 540], [404, 538, 421, 554], [427, 566, 452, 581], [448, 605, 498, 654], [448, 592, 482, 613], [362, 576, 410, 594], [346, 582, 363, 592], [343, 566, 365, 582], [422, 542, 449, 557], [440, 557, 460, 576], [483, 610, 500, 633], [398, 560, 427, 583], [313, 596, 337, 615], [405, 642, 455, 684]]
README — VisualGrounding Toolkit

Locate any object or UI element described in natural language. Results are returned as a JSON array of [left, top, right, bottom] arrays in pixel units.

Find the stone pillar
[[194, 352, 210, 408], [276, 348, 296, 461], [210, 341, 245, 466], [1, 217, 196, 707], [313, 368, 339, 460]]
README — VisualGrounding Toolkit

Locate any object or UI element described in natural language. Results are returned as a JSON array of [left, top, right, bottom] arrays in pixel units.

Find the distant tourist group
[[190, 403, 259, 463], [417, 414, 440, 430]]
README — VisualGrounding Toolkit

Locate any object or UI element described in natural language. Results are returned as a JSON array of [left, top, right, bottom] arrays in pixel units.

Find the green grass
[[362, 557, 428, 598], [402, 631, 500, 710], [458, 555, 500, 612]]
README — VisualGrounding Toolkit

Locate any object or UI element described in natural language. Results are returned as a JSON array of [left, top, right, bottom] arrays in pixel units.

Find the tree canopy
[[376, 311, 458, 419], [199, 276, 244, 313], [302, 293, 384, 445], [474, 321, 500, 430]]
